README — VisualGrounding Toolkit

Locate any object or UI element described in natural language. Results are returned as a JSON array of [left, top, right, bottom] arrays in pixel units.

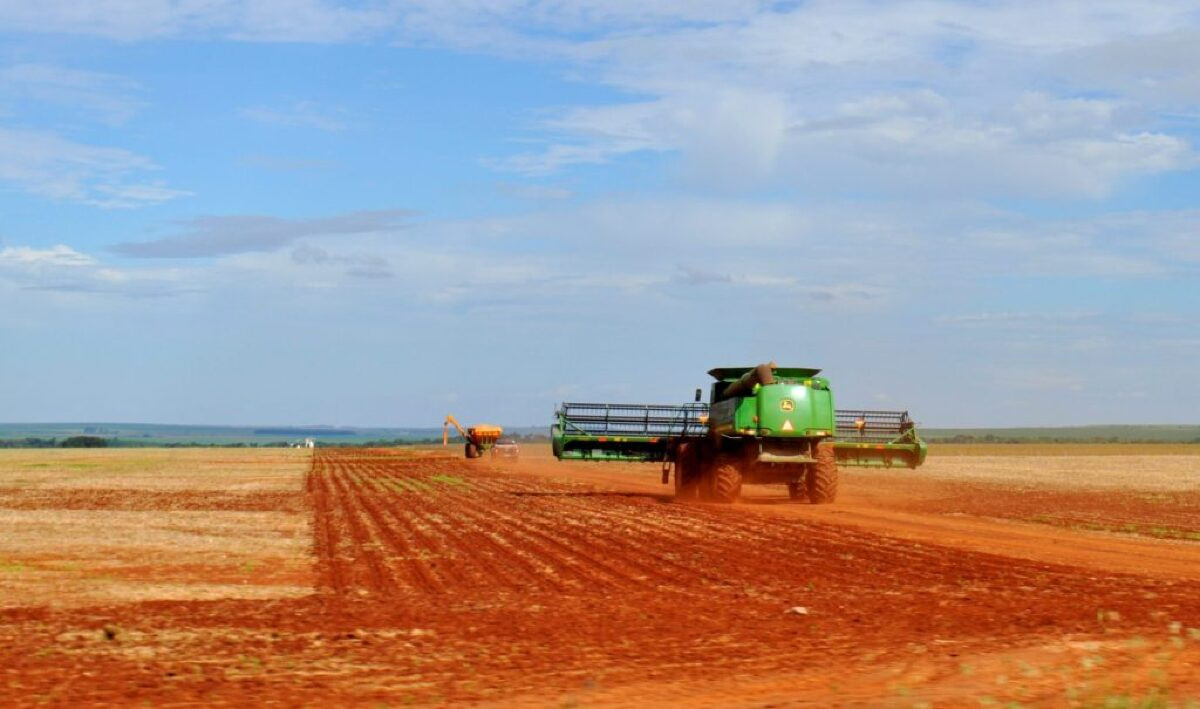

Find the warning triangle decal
[[781, 420, 794, 431]]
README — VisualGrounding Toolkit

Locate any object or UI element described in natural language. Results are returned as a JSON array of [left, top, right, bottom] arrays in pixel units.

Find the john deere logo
[[780, 399, 795, 412]]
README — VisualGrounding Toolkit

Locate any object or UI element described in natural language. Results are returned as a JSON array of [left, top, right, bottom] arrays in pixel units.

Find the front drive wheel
[[806, 442, 838, 504], [708, 456, 743, 503]]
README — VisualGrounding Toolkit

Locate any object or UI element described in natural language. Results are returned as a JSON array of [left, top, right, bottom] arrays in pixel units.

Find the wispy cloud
[[447, 3, 1199, 197], [112, 209, 414, 258], [290, 243, 393, 280], [1054, 29, 1200, 107], [0, 0, 396, 42], [0, 245, 191, 297], [0, 63, 144, 125], [674, 265, 732, 286], [0, 244, 94, 267], [241, 100, 351, 132], [0, 127, 190, 208], [2, 3, 1196, 200], [488, 99, 677, 175], [495, 84, 1193, 198], [91, 198, 1200, 308]]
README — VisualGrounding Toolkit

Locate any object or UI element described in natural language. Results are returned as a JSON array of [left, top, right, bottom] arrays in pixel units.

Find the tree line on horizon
[[0, 431, 555, 449]]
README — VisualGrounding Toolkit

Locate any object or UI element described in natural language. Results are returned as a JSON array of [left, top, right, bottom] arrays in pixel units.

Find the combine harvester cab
[[553, 363, 926, 504]]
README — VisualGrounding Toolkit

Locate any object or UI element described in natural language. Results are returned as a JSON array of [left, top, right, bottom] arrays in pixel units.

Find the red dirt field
[[2, 447, 1199, 706], [0, 488, 305, 513], [897, 486, 1200, 540]]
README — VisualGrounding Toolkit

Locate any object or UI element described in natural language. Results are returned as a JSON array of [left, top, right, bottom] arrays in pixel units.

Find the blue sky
[[0, 1, 1197, 427]]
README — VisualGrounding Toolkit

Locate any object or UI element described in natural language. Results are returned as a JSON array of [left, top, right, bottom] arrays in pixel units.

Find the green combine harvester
[[552, 362, 927, 503]]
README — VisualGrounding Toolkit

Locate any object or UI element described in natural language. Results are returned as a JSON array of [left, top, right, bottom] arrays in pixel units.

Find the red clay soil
[[517, 454, 1200, 582], [0, 488, 305, 513], [897, 485, 1200, 539], [1, 448, 1199, 705]]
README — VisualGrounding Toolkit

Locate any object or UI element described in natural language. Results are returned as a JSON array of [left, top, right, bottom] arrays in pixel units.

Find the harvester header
[[552, 362, 926, 504]]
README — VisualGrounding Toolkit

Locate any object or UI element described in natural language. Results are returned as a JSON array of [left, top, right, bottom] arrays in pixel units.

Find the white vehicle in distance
[[492, 438, 520, 460]]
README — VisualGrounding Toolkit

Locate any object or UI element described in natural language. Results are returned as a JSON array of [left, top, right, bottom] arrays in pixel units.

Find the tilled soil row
[[2, 448, 1199, 705]]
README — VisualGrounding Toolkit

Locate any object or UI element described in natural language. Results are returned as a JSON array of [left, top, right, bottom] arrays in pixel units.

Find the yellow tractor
[[443, 414, 503, 459]]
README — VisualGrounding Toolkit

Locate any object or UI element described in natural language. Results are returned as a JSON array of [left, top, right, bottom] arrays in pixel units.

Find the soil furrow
[[382, 485, 553, 591], [343, 459, 454, 594], [326, 456, 400, 595], [349, 476, 465, 594], [382, 474, 572, 592], [370, 462, 634, 591], [465, 488, 736, 589], [437, 490, 653, 590], [310, 455, 349, 594]]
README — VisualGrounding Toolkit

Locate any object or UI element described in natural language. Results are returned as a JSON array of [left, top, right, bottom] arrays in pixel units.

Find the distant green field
[[0, 423, 551, 447], [922, 424, 1200, 444], [0, 423, 435, 447]]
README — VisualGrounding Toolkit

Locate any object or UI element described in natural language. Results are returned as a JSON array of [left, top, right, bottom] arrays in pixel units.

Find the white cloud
[[0, 244, 94, 267], [488, 101, 671, 174], [10, 196, 1187, 312], [228, 0, 397, 42], [113, 209, 413, 258], [290, 242, 394, 280], [780, 91, 1195, 199], [0, 244, 190, 297], [963, 209, 1200, 278], [407, 3, 1199, 198], [0, 127, 190, 208], [2, 3, 1196, 200], [498, 81, 1193, 197], [0, 0, 394, 43], [384, 197, 1197, 309], [241, 100, 351, 132], [1054, 29, 1200, 107], [496, 88, 791, 186], [0, 63, 144, 125], [0, 1, 202, 41]]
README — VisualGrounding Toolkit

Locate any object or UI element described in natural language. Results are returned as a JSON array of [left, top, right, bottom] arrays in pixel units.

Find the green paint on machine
[[552, 363, 926, 503]]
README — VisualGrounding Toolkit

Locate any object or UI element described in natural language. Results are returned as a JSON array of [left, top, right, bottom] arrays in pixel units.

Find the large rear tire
[[674, 442, 700, 500], [709, 456, 743, 503], [465, 442, 479, 459], [806, 442, 838, 504]]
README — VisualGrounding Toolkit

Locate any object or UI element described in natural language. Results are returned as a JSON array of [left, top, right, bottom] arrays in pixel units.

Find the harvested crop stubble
[[0, 448, 305, 491], [0, 449, 310, 608], [907, 452, 1200, 490]]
